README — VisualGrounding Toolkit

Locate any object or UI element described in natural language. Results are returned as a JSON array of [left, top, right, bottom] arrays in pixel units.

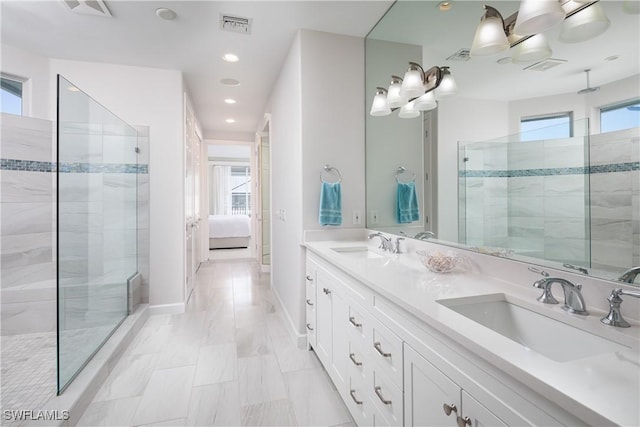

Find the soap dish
[[416, 250, 466, 274]]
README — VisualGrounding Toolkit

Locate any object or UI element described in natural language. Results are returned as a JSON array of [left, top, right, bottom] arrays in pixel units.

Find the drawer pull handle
[[323, 288, 331, 295], [374, 341, 391, 358], [349, 389, 363, 405], [306, 275, 313, 282], [306, 299, 314, 306], [306, 323, 314, 331], [374, 386, 392, 405], [443, 403, 457, 416], [349, 316, 362, 328], [457, 416, 471, 427], [349, 352, 362, 366]]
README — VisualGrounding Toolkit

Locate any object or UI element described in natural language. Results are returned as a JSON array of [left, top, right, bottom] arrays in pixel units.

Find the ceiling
[[0, 0, 393, 137], [368, 0, 640, 101]]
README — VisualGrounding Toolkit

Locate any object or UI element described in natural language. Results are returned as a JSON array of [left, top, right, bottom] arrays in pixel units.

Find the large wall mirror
[[365, 0, 639, 283]]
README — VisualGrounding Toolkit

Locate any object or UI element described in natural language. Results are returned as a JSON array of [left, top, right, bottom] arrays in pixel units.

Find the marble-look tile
[[131, 366, 196, 426], [193, 343, 237, 386], [0, 113, 53, 162], [103, 174, 138, 203], [57, 132, 103, 163], [237, 354, 287, 406], [155, 335, 200, 370], [508, 144, 544, 170], [508, 236, 544, 254], [592, 240, 633, 269], [236, 321, 273, 358], [0, 299, 56, 335], [590, 171, 633, 193], [200, 313, 236, 345], [76, 395, 141, 426], [58, 173, 104, 202], [137, 418, 187, 427], [1, 232, 52, 269], [483, 217, 508, 239], [507, 196, 544, 218], [508, 176, 543, 197], [543, 195, 586, 219], [266, 314, 321, 373], [1, 261, 54, 289], [240, 399, 297, 426], [125, 324, 173, 356], [186, 382, 241, 426], [93, 353, 156, 402], [543, 175, 586, 196], [543, 238, 589, 265], [1, 202, 52, 236], [591, 218, 633, 242], [284, 368, 352, 427], [591, 193, 633, 220], [544, 218, 588, 239], [1, 170, 53, 202], [544, 141, 586, 169]]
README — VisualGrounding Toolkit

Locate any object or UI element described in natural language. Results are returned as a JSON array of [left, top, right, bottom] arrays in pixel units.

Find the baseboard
[[270, 283, 307, 349], [149, 302, 185, 315]]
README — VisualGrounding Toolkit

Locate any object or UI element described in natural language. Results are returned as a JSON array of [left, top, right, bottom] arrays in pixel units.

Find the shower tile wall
[[1, 113, 56, 335], [589, 128, 640, 272]]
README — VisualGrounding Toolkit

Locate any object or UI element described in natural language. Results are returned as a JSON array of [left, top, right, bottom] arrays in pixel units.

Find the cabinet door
[[315, 270, 333, 368], [331, 287, 349, 394], [404, 344, 461, 427], [460, 391, 507, 427]]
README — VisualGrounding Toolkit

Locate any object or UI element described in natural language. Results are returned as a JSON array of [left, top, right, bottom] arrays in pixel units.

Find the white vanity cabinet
[[304, 262, 317, 348]]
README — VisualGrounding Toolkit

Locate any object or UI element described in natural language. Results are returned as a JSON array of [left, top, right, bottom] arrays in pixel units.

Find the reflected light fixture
[[224, 98, 237, 104], [559, 2, 610, 43], [400, 62, 426, 99], [225, 118, 236, 123], [414, 90, 437, 111], [223, 53, 239, 62], [470, 5, 510, 57], [512, 33, 552, 63], [370, 87, 391, 116], [387, 76, 407, 109], [435, 66, 457, 99], [398, 101, 420, 118], [514, 0, 566, 35]]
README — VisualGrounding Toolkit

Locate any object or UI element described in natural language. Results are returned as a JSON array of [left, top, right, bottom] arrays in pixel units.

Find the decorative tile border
[[460, 162, 639, 178], [1, 159, 148, 174]]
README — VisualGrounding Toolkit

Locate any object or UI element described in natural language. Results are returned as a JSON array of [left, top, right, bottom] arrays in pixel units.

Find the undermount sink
[[437, 294, 630, 362], [331, 246, 385, 260]]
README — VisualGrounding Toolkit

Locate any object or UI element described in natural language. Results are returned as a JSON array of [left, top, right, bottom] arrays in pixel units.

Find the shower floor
[[1, 332, 57, 425]]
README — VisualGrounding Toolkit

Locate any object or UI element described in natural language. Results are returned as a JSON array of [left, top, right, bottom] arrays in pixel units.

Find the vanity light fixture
[[400, 62, 426, 99], [386, 76, 407, 109], [398, 101, 420, 118], [414, 90, 437, 111], [513, 0, 566, 35], [470, 5, 510, 57], [511, 33, 552, 64], [435, 66, 457, 99], [370, 87, 391, 116], [559, 1, 610, 43]]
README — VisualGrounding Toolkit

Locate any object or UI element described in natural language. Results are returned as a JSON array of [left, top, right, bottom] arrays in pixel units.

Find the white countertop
[[305, 237, 640, 427]]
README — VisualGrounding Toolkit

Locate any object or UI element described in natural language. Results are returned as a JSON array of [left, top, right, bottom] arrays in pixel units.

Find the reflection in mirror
[[365, 1, 639, 284]]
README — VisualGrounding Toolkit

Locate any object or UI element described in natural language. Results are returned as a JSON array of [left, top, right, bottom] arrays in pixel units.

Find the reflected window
[[1, 76, 23, 115], [600, 100, 640, 133], [520, 113, 573, 142], [231, 166, 251, 216]]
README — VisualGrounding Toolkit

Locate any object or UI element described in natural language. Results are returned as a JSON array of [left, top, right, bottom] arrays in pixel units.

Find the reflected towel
[[397, 181, 419, 224], [319, 182, 342, 226]]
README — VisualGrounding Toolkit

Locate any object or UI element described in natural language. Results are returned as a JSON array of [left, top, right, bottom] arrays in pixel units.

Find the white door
[[184, 94, 197, 302]]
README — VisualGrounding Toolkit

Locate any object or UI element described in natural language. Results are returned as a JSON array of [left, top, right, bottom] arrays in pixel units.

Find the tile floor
[[77, 259, 354, 426]]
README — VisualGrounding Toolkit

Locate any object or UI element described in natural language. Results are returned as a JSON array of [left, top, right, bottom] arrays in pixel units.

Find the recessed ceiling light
[[604, 55, 620, 61], [156, 8, 177, 20], [224, 98, 237, 104], [220, 78, 240, 86], [223, 53, 239, 63], [225, 118, 236, 124], [438, 1, 453, 11]]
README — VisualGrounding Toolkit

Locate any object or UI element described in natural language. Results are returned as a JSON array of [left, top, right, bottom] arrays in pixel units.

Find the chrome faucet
[[601, 288, 640, 328], [531, 268, 589, 315], [392, 237, 405, 254], [414, 231, 435, 240], [368, 232, 393, 252], [618, 266, 640, 285]]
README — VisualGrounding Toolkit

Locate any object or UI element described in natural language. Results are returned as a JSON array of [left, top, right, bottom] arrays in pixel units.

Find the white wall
[[1, 44, 51, 120], [49, 59, 185, 308], [436, 97, 509, 242], [266, 30, 366, 339]]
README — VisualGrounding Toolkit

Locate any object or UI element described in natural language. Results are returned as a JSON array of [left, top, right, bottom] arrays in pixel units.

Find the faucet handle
[[393, 237, 405, 254]]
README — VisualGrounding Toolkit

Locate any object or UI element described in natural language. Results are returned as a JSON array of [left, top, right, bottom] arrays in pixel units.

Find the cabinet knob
[[349, 352, 362, 366], [374, 386, 392, 405], [323, 288, 331, 295], [349, 316, 362, 328], [457, 416, 471, 427], [306, 275, 313, 282], [306, 299, 314, 306], [349, 389, 363, 405], [374, 341, 392, 358], [306, 323, 314, 331], [443, 403, 457, 416]]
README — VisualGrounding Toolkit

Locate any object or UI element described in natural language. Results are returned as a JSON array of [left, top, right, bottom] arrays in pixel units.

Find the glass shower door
[[56, 75, 137, 392]]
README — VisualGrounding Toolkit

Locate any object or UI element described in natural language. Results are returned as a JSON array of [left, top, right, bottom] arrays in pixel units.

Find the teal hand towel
[[397, 181, 419, 224], [319, 182, 342, 226]]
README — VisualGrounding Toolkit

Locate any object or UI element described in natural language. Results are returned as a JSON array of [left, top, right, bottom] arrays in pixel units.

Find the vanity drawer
[[347, 369, 374, 426], [372, 367, 403, 426], [347, 302, 370, 345], [347, 339, 368, 381], [371, 318, 403, 389]]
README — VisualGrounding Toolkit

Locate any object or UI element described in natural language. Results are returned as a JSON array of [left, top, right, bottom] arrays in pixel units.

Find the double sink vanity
[[303, 230, 640, 427]]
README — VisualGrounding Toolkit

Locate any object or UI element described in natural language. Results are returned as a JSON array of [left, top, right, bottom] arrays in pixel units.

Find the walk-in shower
[[1, 75, 149, 419]]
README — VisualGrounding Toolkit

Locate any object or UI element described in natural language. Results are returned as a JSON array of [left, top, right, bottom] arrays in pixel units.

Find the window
[[230, 166, 251, 216], [1, 76, 23, 115], [600, 100, 640, 133], [520, 112, 573, 142]]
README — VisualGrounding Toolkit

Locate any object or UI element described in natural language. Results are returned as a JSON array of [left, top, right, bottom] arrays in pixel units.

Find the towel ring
[[320, 165, 342, 183], [395, 166, 416, 183]]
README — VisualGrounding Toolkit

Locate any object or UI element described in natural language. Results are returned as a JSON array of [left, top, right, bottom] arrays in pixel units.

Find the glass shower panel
[[57, 75, 137, 393]]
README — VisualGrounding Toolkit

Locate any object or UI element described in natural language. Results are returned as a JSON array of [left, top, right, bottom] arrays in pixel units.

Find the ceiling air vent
[[61, 0, 112, 17], [446, 49, 471, 62], [523, 58, 567, 72], [220, 14, 252, 34]]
